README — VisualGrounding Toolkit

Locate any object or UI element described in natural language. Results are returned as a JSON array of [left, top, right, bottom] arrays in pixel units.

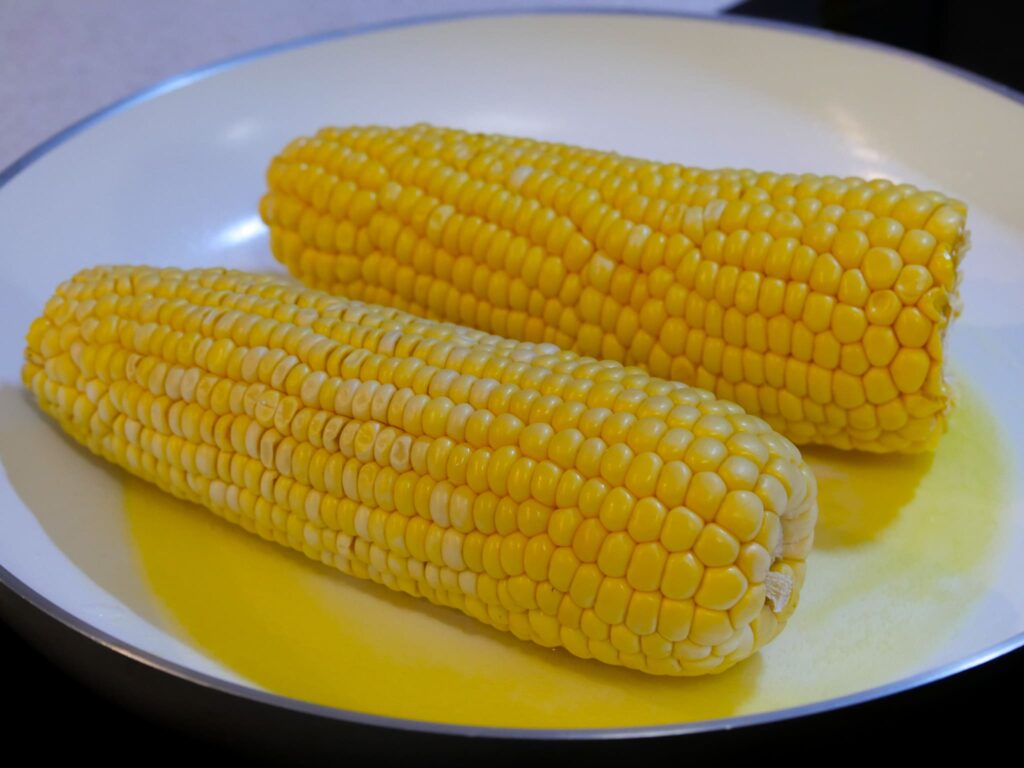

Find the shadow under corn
[[801, 443, 934, 550], [4, 381, 762, 725], [126, 472, 763, 725], [0, 384, 167, 627]]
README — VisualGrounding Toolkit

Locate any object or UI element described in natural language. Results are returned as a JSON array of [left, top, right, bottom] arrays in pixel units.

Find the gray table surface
[[0, 0, 735, 172]]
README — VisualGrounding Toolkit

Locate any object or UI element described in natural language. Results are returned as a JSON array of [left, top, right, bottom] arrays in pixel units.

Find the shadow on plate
[[0, 384, 166, 627], [802, 445, 934, 550], [125, 474, 763, 727], [1, 381, 762, 727]]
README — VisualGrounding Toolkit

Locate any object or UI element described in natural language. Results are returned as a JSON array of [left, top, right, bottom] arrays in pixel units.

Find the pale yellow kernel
[[899, 228, 937, 265], [619, 498, 664, 546], [730, 584, 767, 628], [657, 598, 695, 641], [689, 607, 735, 646], [489, 412, 524, 449], [576, 437, 607, 479], [715, 490, 765, 541], [594, 577, 632, 625], [864, 326, 899, 367], [597, 532, 636, 578], [627, 417, 669, 454], [862, 247, 903, 290], [572, 518, 608, 563], [569, 563, 603, 608], [695, 565, 748, 611], [519, 422, 554, 461], [599, 442, 634, 486], [894, 307, 932, 348], [524, 535, 554, 582], [660, 506, 704, 552], [580, 609, 609, 640], [891, 348, 930, 393], [624, 451, 663, 498], [894, 264, 934, 305], [548, 428, 584, 469], [555, 470, 585, 509], [737, 542, 772, 583], [754, 511, 783, 554], [579, 477, 611, 518], [808, 255, 842, 295], [837, 270, 870, 307], [626, 543, 668, 591], [684, 471, 728, 520], [866, 290, 902, 325], [864, 367, 898, 404], [832, 229, 869, 269], [712, 456, 753, 493], [693, 523, 740, 567], [549, 547, 580, 592], [661, 551, 704, 600], [832, 304, 867, 344], [684, 436, 727, 472], [865, 216, 904, 249], [877, 399, 909, 431], [651, 456, 692, 512], [672, 639, 712, 662], [608, 622, 640, 654], [802, 293, 835, 334], [657, 429, 694, 462], [924, 204, 964, 243], [530, 460, 561, 506]]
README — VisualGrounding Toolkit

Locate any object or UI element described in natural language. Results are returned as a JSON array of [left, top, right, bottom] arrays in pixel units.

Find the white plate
[[2, 10, 1023, 737]]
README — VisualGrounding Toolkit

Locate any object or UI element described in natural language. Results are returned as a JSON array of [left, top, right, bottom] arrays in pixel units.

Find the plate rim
[[2, 5, 1024, 740]]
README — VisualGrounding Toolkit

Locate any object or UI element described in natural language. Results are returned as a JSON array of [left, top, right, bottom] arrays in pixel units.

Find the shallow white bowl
[[2, 10, 1023, 738]]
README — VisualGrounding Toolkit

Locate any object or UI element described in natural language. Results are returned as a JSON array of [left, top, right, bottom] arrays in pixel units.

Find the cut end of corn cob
[[24, 265, 816, 676], [261, 123, 968, 453]]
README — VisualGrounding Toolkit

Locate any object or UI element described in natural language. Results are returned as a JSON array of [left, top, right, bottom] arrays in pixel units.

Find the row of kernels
[[337, 256, 567, 347], [274, 130, 958, 444], [103, 357, 738, 544], [63, 285, 765, 456], [583, 295, 940, 405], [41, 264, 806, 512], [86, 338, 780, 588], [507, 145, 937, 259], [106, 388, 766, 634], [585, 285, 943, 386], [66, 274, 577, 409], [30, 341, 789, 673], [322, 124, 958, 237], [271, 155, 585, 277]]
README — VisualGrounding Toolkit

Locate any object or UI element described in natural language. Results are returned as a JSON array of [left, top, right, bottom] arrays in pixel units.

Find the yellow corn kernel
[[715, 490, 765, 541], [27, 265, 815, 677], [695, 565, 749, 611], [693, 523, 741, 567], [267, 125, 965, 453], [657, 598, 695, 642], [627, 496, 667, 542], [594, 577, 632, 625], [626, 543, 668, 591]]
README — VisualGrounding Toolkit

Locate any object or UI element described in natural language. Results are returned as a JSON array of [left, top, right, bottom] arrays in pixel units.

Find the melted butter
[[124, 382, 1010, 728]]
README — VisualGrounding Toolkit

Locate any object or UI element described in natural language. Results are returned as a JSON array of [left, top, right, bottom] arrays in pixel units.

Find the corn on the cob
[[24, 265, 816, 676], [261, 123, 966, 453]]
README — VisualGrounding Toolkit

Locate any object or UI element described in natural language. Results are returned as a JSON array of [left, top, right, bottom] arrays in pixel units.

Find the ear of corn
[[261, 123, 967, 453], [24, 265, 816, 676]]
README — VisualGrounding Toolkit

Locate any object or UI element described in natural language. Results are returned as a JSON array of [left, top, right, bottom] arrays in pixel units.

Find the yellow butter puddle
[[124, 383, 1010, 729]]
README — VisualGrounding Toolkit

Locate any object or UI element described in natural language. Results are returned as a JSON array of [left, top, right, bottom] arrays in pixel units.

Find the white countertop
[[0, 0, 735, 171]]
